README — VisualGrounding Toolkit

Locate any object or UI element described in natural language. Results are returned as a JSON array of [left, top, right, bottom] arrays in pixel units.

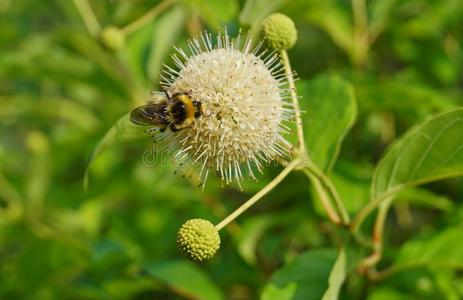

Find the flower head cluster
[[262, 13, 297, 50], [177, 219, 220, 261], [158, 31, 293, 186]]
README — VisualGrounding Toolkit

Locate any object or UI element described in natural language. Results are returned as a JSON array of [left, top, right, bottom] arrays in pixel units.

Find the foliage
[[1, 0, 463, 299]]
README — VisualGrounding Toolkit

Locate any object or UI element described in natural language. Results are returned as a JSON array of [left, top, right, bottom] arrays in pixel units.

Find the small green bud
[[177, 219, 220, 261], [262, 13, 297, 50], [26, 131, 49, 154], [99, 26, 125, 51]]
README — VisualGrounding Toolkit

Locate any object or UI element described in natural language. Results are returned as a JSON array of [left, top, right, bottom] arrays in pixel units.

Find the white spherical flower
[[159, 31, 293, 186]]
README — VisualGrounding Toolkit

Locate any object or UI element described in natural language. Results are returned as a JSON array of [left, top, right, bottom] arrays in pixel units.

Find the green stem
[[303, 163, 350, 225], [121, 0, 176, 35], [358, 196, 393, 270], [280, 50, 305, 156], [215, 159, 300, 231], [349, 186, 402, 232], [73, 0, 101, 37], [351, 0, 369, 68], [302, 169, 341, 224], [280, 39, 351, 227]]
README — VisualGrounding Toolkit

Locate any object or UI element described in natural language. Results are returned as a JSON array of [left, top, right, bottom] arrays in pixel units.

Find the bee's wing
[[150, 91, 169, 104], [130, 103, 169, 126]]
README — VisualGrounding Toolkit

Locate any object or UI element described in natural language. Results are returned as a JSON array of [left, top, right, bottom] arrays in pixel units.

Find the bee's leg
[[170, 123, 179, 132], [146, 126, 166, 143], [159, 124, 168, 133], [145, 127, 157, 135], [146, 128, 158, 142]]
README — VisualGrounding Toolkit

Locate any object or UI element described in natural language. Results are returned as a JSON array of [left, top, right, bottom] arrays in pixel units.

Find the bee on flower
[[130, 30, 295, 187]]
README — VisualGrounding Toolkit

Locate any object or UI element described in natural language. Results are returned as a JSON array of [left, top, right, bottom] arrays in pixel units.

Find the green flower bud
[[262, 13, 297, 50], [177, 219, 220, 261], [99, 26, 125, 51], [26, 131, 49, 154]]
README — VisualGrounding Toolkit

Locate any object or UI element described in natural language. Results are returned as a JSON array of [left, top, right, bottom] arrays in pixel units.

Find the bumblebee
[[130, 90, 203, 132]]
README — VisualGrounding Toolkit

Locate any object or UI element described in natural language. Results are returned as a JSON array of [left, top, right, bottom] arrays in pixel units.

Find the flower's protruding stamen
[[234, 31, 241, 50], [202, 31, 213, 52], [250, 39, 263, 55]]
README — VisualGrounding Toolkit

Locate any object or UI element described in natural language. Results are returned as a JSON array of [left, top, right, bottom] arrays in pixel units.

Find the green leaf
[[366, 288, 410, 300], [262, 282, 297, 300], [261, 249, 337, 300], [25, 131, 50, 206], [102, 277, 153, 300], [183, 0, 238, 27], [372, 108, 463, 199], [369, 0, 398, 40], [433, 270, 462, 300], [395, 226, 463, 270], [321, 240, 363, 300], [239, 0, 285, 26], [396, 187, 454, 212], [262, 243, 363, 300], [147, 6, 186, 83], [306, 2, 353, 55], [144, 260, 224, 300], [321, 247, 346, 300], [298, 75, 357, 172], [205, 0, 238, 23], [84, 112, 146, 188], [125, 18, 155, 84], [236, 215, 276, 265]]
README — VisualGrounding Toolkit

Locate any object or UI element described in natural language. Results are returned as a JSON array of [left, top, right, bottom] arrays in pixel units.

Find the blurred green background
[[1, 0, 463, 299]]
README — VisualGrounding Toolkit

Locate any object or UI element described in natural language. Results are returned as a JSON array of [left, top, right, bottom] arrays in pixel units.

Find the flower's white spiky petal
[[161, 31, 294, 185]]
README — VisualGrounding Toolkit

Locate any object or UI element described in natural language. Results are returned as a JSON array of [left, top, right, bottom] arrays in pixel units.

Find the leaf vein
[[407, 117, 463, 181]]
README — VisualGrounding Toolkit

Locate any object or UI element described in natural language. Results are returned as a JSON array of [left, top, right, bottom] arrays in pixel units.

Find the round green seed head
[[100, 26, 125, 51], [177, 219, 220, 261], [262, 13, 297, 50]]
